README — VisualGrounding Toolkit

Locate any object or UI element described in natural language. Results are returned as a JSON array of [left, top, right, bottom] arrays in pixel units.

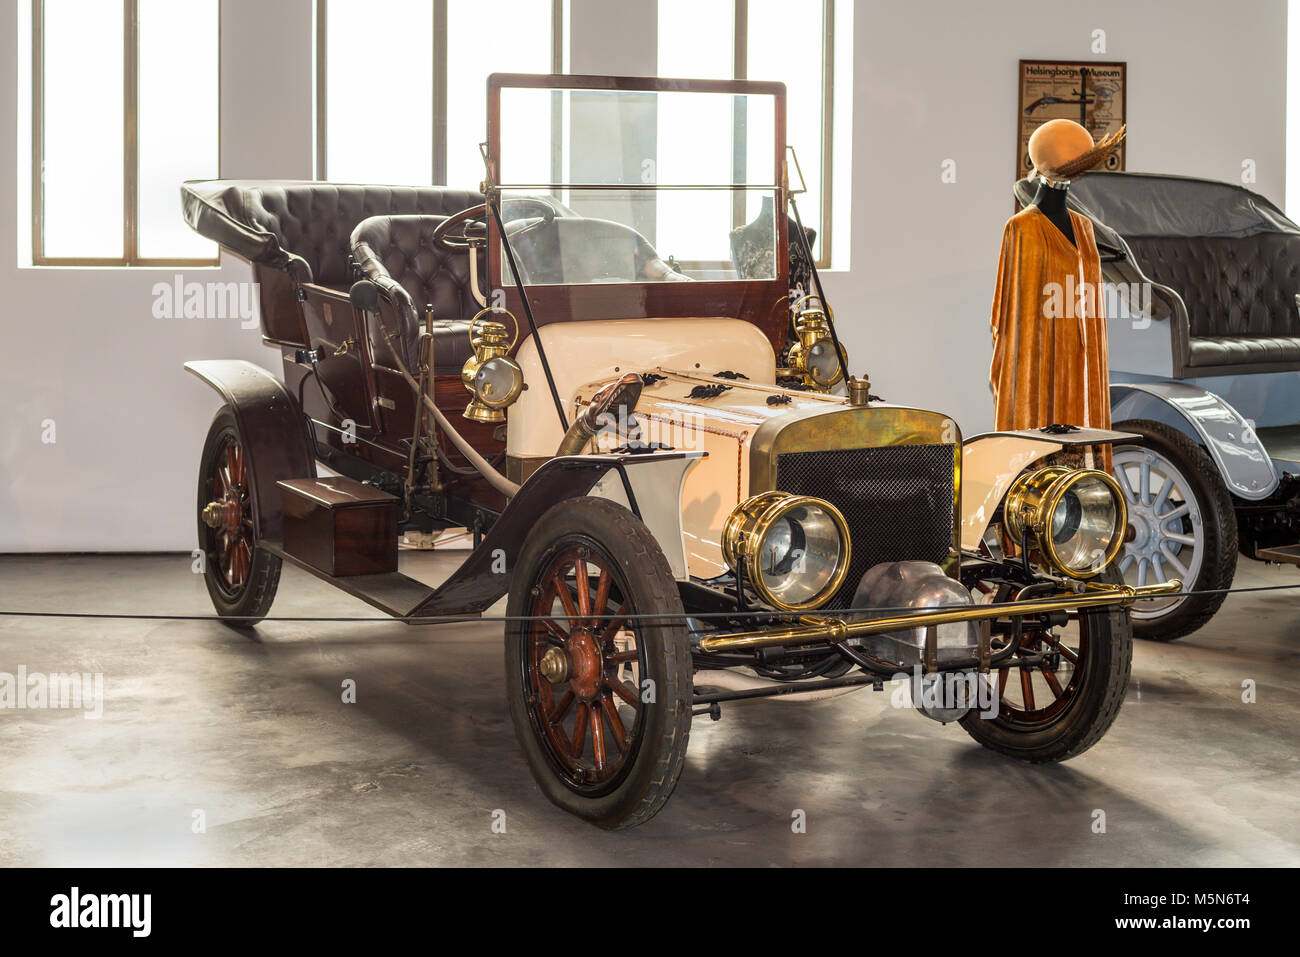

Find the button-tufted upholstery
[[1054, 172, 1300, 377], [1125, 234, 1300, 370], [219, 184, 484, 288], [350, 215, 485, 373]]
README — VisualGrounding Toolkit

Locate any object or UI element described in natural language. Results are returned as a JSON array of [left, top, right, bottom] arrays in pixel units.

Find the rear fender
[[185, 359, 316, 541]]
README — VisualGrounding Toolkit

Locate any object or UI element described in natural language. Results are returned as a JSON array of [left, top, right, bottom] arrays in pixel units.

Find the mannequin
[[1029, 178, 1075, 248], [988, 119, 1126, 470]]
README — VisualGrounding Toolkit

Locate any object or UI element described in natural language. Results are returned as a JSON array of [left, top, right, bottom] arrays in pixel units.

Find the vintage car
[[182, 74, 1175, 829], [1015, 172, 1300, 641]]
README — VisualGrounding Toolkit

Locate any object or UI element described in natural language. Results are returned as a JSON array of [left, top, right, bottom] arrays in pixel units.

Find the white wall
[[0, 0, 312, 551], [0, 0, 1287, 551]]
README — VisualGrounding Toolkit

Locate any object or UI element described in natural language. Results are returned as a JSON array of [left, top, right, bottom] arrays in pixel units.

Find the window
[[31, 0, 220, 266], [316, 0, 565, 187], [657, 0, 852, 269]]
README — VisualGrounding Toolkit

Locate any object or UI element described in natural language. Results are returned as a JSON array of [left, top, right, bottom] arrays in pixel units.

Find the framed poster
[[1017, 60, 1126, 181]]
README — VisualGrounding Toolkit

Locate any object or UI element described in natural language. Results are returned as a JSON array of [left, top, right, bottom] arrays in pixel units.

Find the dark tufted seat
[[215, 182, 485, 288], [1124, 234, 1300, 370], [350, 215, 484, 373], [1052, 172, 1300, 378]]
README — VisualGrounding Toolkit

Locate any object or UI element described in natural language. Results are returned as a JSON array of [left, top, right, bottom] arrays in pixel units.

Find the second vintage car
[[181, 74, 1176, 828]]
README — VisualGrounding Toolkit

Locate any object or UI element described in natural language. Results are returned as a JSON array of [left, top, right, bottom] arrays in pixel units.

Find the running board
[[261, 540, 437, 619], [1256, 543, 1300, 566]]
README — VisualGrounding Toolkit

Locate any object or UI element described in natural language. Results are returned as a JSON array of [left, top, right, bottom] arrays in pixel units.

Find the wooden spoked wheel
[[989, 616, 1089, 727], [960, 572, 1133, 763], [203, 434, 255, 598], [505, 497, 692, 828], [197, 406, 281, 622], [523, 545, 647, 793]]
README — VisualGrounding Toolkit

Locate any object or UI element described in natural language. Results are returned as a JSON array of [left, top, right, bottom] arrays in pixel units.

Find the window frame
[[30, 0, 222, 268], [734, 0, 836, 270], [314, 0, 565, 186]]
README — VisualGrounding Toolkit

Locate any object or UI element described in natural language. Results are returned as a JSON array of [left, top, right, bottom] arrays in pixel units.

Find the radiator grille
[[775, 444, 956, 608]]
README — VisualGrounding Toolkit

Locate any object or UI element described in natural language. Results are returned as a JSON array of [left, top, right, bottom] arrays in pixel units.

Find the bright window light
[[137, 0, 219, 260], [324, 0, 433, 184], [40, 0, 125, 259], [447, 0, 553, 189]]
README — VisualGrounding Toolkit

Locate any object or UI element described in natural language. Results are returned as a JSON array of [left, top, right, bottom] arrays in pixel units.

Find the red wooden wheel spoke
[[1019, 668, 1036, 711], [605, 650, 639, 665], [998, 667, 1009, 700], [554, 574, 579, 621], [1042, 666, 1065, 697], [571, 702, 589, 758], [574, 558, 591, 619], [590, 706, 607, 771], [598, 615, 628, 647], [1057, 644, 1079, 665], [542, 619, 570, 645], [592, 569, 612, 619], [600, 695, 628, 752], [548, 690, 574, 724], [610, 678, 639, 707]]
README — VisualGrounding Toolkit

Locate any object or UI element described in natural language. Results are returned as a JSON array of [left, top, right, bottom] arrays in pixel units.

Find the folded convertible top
[[180, 179, 305, 268], [1014, 171, 1298, 241]]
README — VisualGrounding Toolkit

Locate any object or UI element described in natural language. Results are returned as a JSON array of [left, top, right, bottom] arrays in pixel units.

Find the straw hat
[[1029, 118, 1126, 183]]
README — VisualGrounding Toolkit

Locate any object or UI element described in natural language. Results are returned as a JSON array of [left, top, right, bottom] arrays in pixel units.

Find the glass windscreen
[[495, 85, 781, 284]]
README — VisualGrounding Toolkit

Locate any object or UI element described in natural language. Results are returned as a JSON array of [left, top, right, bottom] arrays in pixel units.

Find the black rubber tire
[[505, 497, 692, 829], [959, 570, 1133, 763], [197, 406, 281, 624], [1113, 419, 1237, 641]]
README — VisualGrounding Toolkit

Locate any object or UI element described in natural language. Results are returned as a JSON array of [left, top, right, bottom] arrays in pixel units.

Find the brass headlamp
[[722, 490, 852, 611], [461, 307, 524, 423], [784, 295, 846, 390], [1004, 465, 1127, 579]]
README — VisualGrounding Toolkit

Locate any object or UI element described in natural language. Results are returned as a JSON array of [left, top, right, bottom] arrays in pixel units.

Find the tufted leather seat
[[207, 181, 484, 287], [1044, 172, 1300, 378], [1125, 234, 1300, 370], [350, 215, 485, 373]]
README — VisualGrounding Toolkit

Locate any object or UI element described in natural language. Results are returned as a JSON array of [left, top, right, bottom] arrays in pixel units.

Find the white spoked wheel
[[1110, 420, 1237, 641], [1112, 445, 1203, 618]]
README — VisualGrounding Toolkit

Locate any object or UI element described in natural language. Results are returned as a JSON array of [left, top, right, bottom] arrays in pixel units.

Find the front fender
[[1110, 381, 1277, 500], [185, 359, 316, 541], [410, 450, 704, 617], [960, 427, 1139, 552]]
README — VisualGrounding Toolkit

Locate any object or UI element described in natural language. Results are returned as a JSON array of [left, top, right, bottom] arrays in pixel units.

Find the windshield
[[490, 78, 784, 285]]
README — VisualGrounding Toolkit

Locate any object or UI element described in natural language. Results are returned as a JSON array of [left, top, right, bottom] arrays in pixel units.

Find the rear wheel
[[959, 571, 1133, 762], [197, 406, 281, 623], [1112, 419, 1236, 641], [505, 497, 692, 829]]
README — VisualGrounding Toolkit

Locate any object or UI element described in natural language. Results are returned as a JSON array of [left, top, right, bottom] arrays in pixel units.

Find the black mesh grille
[[775, 444, 956, 608]]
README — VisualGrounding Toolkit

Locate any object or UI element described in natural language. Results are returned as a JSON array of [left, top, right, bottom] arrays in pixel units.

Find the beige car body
[[503, 317, 1068, 582]]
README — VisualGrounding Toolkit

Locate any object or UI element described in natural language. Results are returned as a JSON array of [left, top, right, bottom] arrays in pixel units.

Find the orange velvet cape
[[989, 206, 1112, 448]]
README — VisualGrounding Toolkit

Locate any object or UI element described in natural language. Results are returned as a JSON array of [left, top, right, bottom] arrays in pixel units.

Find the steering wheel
[[431, 198, 558, 252]]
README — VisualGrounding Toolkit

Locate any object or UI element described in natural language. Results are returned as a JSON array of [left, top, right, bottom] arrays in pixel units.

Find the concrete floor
[[0, 550, 1297, 867]]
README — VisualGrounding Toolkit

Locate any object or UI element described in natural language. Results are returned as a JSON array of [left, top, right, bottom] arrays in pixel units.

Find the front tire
[[505, 497, 692, 829], [197, 406, 281, 624], [1112, 419, 1237, 641], [959, 571, 1133, 763]]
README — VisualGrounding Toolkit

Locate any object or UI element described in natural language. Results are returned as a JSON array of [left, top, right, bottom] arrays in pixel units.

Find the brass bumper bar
[[697, 580, 1182, 654]]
